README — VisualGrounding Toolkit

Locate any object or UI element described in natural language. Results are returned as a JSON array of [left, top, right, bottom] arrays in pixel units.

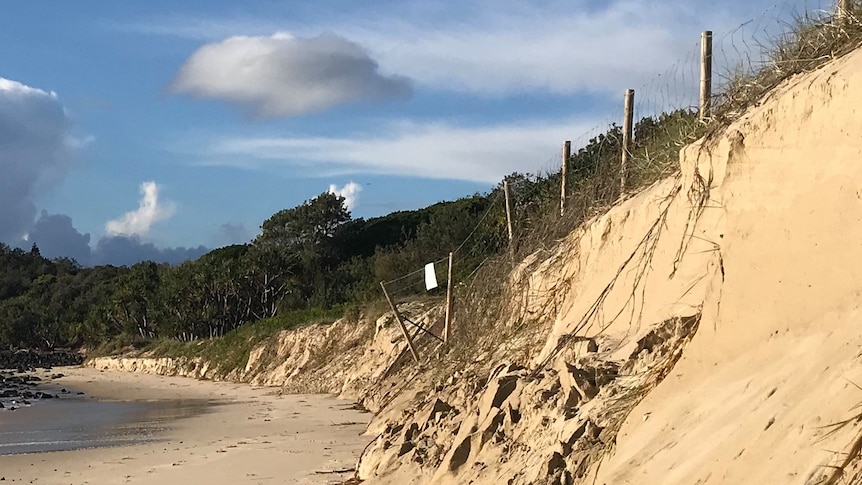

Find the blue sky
[[0, 0, 830, 265]]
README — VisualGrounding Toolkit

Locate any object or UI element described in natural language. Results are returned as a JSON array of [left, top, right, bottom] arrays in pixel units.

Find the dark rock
[[0, 350, 83, 371], [397, 441, 415, 456], [546, 451, 566, 475]]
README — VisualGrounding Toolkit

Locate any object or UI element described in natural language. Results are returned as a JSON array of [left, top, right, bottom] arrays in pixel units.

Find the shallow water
[[0, 390, 215, 455]]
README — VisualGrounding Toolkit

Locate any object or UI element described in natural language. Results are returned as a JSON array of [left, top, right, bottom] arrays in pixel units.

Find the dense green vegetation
[[0, 110, 701, 352], [0, 191, 509, 350]]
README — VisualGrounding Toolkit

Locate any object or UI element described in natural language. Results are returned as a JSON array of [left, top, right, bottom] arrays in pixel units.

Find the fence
[[378, 0, 860, 365]]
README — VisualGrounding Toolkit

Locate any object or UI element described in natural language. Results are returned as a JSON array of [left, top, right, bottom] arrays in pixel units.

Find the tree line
[[0, 110, 695, 350], [0, 190, 510, 349]]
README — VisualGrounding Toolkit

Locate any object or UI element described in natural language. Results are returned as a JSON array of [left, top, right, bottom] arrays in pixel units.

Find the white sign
[[424, 262, 438, 290]]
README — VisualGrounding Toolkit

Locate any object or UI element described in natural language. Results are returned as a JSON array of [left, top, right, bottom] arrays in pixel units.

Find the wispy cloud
[[170, 32, 411, 118], [105, 181, 176, 237], [198, 118, 603, 184], [346, 2, 688, 96], [328, 182, 362, 210], [117, 0, 766, 98], [111, 16, 283, 41]]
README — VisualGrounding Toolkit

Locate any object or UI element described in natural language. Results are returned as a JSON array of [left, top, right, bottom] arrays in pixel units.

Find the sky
[[0, 0, 831, 266]]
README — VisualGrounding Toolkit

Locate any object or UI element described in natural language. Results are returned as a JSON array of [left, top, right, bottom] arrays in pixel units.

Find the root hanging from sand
[[534, 183, 682, 375], [812, 383, 862, 485]]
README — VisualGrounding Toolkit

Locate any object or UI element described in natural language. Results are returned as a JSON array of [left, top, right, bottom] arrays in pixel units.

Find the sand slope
[[590, 47, 862, 485]]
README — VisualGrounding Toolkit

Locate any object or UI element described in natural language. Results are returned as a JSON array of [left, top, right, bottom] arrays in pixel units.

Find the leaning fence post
[[700, 31, 713, 121], [560, 141, 571, 216], [444, 252, 454, 344], [503, 179, 514, 246], [620, 89, 634, 194], [380, 281, 420, 362]]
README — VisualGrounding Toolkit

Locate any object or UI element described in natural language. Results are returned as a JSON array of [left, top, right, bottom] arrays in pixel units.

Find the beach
[[0, 366, 371, 484]]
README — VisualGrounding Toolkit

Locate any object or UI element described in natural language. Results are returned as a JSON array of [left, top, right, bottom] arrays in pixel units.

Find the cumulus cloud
[[28, 211, 92, 266], [22, 210, 207, 268], [170, 32, 412, 118], [105, 181, 175, 237], [0, 78, 76, 244], [328, 182, 362, 210], [204, 118, 602, 184]]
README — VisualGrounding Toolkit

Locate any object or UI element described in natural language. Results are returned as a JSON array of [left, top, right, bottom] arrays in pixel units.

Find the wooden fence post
[[503, 179, 514, 245], [838, 0, 853, 24], [620, 89, 634, 194], [560, 141, 571, 216], [700, 31, 713, 121], [380, 281, 420, 362], [444, 252, 454, 344]]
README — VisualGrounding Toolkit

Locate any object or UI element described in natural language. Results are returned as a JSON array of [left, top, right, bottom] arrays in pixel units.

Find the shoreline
[[0, 366, 372, 484]]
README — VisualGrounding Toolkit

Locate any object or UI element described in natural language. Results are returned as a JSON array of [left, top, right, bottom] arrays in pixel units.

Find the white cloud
[[125, 0, 782, 99], [0, 78, 75, 243], [346, 2, 686, 96], [170, 32, 412, 118], [0, 78, 57, 98], [202, 117, 606, 184], [105, 181, 176, 237], [328, 182, 362, 210]]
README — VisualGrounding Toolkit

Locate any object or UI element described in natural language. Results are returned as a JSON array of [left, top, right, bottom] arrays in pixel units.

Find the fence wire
[[381, 0, 860, 345]]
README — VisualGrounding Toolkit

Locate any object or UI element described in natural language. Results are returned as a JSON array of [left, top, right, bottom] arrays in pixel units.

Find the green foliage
[[0, 104, 705, 355]]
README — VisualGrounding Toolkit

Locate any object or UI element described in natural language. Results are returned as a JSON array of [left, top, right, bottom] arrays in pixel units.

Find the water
[[0, 382, 215, 455]]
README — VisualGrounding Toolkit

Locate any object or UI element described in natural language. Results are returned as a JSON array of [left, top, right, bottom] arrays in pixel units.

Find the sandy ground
[[0, 366, 371, 485]]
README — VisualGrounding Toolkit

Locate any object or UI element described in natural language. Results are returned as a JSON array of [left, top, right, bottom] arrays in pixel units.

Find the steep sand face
[[593, 47, 862, 485], [357, 46, 862, 485]]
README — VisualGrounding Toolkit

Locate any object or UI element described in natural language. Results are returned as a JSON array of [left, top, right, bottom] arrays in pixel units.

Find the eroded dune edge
[[90, 45, 862, 485]]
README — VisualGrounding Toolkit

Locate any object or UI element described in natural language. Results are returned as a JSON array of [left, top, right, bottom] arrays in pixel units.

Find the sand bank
[[0, 366, 371, 484]]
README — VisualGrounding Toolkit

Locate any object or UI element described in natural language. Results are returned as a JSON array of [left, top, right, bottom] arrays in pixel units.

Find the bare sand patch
[[0, 366, 371, 484]]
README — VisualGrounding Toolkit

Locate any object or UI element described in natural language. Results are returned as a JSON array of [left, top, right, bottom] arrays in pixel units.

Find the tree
[[106, 261, 162, 339], [256, 192, 352, 307], [257, 192, 351, 251]]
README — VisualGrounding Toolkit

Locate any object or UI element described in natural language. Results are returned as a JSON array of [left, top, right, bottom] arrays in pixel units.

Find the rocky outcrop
[[0, 371, 75, 411], [0, 350, 83, 371]]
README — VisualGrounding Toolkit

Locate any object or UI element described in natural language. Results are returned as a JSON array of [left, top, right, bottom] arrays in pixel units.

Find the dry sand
[[0, 366, 371, 485]]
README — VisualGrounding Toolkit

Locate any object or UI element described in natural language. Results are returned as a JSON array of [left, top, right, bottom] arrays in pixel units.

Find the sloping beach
[[0, 366, 370, 484]]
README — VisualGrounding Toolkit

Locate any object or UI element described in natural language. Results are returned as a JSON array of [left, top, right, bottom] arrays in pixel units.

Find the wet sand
[[0, 366, 371, 484], [0, 396, 214, 455]]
